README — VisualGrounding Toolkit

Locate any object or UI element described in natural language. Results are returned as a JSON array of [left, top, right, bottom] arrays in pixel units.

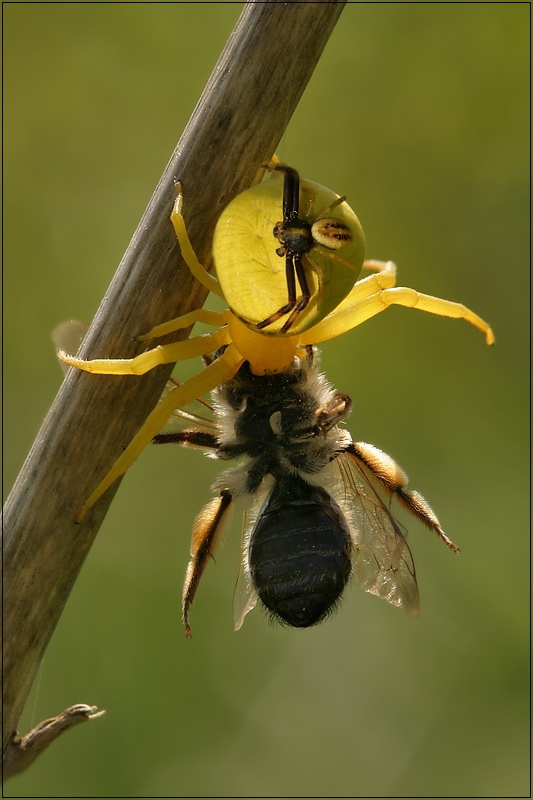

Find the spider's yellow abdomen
[[213, 172, 365, 336]]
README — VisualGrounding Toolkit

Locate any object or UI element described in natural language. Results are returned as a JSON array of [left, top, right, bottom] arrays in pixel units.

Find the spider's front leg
[[301, 260, 494, 346], [75, 344, 244, 521], [59, 330, 230, 377], [170, 182, 224, 299]]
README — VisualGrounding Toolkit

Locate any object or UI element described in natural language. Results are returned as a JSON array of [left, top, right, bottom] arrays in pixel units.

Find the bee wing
[[52, 320, 219, 435], [233, 569, 258, 632], [336, 451, 420, 617], [232, 493, 272, 630], [233, 507, 260, 631]]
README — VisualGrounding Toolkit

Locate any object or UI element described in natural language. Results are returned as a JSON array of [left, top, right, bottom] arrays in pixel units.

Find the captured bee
[[56, 161, 492, 634], [59, 163, 493, 524], [153, 346, 458, 637]]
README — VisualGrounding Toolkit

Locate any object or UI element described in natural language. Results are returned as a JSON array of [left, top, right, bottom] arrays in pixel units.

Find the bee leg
[[152, 431, 219, 449], [182, 491, 233, 638], [346, 442, 460, 553], [314, 392, 352, 432]]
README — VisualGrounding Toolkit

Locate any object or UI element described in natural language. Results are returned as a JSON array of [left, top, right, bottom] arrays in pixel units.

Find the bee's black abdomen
[[249, 475, 352, 627]]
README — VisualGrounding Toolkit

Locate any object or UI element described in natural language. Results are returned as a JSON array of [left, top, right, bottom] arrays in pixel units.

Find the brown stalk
[[2, 0, 346, 776]]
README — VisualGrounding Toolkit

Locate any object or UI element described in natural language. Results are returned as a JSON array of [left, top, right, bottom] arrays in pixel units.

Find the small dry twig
[[4, 705, 106, 777]]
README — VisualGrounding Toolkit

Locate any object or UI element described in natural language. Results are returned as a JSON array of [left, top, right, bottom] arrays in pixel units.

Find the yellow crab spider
[[59, 165, 494, 520], [166, 162, 367, 337]]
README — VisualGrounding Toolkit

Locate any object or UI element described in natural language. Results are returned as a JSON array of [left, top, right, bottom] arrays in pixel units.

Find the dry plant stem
[[2, 0, 346, 774]]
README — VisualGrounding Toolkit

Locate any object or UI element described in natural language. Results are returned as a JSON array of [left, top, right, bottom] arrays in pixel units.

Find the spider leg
[[76, 344, 244, 520], [170, 183, 224, 298], [300, 260, 494, 346], [182, 491, 234, 638], [263, 163, 300, 219], [280, 254, 312, 333], [59, 328, 231, 375], [137, 308, 228, 341], [330, 259, 397, 298], [256, 254, 298, 330]]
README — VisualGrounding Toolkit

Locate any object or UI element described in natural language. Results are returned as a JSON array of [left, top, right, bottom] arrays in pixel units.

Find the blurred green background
[[4, 3, 529, 797]]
